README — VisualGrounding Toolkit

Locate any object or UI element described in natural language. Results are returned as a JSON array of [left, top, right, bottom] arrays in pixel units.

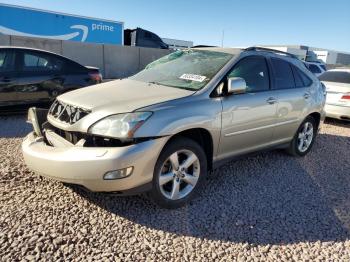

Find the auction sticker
[[180, 74, 207, 82]]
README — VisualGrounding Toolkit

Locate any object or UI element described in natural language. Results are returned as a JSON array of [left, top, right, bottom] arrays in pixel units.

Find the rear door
[[16, 50, 65, 104], [269, 58, 313, 143], [0, 49, 18, 106]]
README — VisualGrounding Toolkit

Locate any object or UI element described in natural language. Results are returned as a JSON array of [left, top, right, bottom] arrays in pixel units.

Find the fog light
[[104, 167, 133, 180]]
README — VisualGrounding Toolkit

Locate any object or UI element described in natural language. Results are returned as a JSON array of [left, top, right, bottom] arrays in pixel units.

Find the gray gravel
[[0, 116, 349, 261]]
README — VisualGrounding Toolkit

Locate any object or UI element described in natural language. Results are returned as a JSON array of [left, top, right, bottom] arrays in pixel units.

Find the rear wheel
[[287, 116, 317, 156], [150, 137, 207, 209]]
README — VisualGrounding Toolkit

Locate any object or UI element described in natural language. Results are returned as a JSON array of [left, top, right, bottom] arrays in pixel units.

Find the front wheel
[[287, 116, 317, 157], [150, 137, 207, 209]]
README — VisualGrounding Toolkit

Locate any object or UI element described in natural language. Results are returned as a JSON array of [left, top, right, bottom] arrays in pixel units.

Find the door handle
[[304, 92, 310, 99], [266, 97, 277, 104]]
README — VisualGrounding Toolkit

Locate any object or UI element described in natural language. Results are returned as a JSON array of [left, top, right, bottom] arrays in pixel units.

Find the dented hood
[[57, 79, 194, 113]]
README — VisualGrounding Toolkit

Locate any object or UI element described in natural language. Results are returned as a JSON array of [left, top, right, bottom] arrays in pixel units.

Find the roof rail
[[192, 45, 218, 48], [244, 46, 299, 59]]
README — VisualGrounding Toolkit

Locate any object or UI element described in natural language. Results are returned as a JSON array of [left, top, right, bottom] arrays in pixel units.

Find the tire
[[149, 137, 207, 209], [287, 116, 317, 157]]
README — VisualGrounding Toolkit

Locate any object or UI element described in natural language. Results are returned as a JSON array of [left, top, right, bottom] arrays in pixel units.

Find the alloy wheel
[[297, 122, 314, 153], [158, 149, 200, 200]]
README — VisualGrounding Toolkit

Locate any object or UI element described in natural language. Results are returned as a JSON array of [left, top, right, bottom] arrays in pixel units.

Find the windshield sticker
[[180, 74, 207, 82]]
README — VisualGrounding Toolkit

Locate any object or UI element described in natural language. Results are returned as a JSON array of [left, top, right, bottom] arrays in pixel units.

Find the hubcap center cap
[[174, 169, 185, 179]]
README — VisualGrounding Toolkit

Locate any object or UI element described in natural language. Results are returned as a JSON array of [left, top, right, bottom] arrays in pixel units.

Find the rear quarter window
[[292, 65, 313, 87], [291, 66, 304, 87], [65, 60, 88, 74]]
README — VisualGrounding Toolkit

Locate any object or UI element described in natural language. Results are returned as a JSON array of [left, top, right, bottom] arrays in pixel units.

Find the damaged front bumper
[[22, 108, 166, 193]]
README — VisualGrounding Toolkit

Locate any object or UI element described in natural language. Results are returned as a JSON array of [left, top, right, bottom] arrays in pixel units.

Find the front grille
[[50, 125, 85, 145], [45, 123, 131, 147], [49, 100, 90, 124]]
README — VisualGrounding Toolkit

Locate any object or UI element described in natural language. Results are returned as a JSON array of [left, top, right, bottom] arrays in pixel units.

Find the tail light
[[340, 93, 350, 105], [89, 72, 102, 83], [340, 93, 350, 100]]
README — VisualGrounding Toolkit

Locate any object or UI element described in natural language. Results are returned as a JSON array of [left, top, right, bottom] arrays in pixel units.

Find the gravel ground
[[0, 116, 349, 261]]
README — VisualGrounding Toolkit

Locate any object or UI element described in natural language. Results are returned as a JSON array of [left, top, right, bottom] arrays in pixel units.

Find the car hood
[[57, 79, 194, 113]]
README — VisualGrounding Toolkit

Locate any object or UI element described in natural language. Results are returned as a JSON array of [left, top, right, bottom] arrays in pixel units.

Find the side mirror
[[227, 77, 247, 94]]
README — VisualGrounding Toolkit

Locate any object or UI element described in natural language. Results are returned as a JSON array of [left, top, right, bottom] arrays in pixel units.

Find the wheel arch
[[307, 112, 321, 130], [164, 128, 214, 171]]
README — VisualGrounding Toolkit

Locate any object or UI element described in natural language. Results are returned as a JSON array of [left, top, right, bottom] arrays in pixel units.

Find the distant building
[[0, 3, 124, 45], [260, 45, 350, 65], [161, 38, 193, 49], [307, 47, 350, 65]]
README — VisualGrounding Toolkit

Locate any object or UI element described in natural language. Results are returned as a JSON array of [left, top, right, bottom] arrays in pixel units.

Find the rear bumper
[[22, 132, 167, 192], [325, 103, 350, 121]]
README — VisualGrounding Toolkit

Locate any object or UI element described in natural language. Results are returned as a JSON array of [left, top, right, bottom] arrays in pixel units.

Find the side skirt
[[212, 142, 290, 170]]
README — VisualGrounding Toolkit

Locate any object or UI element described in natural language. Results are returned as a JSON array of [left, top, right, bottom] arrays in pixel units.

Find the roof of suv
[[192, 46, 301, 61], [191, 47, 242, 55]]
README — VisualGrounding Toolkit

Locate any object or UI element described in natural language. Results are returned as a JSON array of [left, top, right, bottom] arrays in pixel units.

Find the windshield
[[130, 50, 233, 90], [319, 71, 350, 84]]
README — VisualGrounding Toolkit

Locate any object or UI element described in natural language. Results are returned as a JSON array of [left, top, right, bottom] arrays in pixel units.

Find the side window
[[293, 66, 313, 87], [291, 66, 304, 87], [0, 50, 15, 72], [0, 51, 7, 67], [24, 54, 49, 67], [228, 56, 270, 92], [22, 52, 63, 72], [308, 64, 321, 74], [271, 58, 295, 89]]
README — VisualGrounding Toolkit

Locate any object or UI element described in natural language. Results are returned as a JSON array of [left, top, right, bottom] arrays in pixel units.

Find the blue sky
[[1, 0, 349, 52]]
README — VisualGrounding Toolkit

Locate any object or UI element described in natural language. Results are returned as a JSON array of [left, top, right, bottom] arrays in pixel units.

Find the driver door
[[218, 55, 278, 159]]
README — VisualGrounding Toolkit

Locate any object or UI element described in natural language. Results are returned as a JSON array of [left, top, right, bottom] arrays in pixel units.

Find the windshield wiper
[[148, 81, 161, 85], [148, 81, 196, 91]]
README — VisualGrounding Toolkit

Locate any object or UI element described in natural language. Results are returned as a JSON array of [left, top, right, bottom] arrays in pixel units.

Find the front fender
[[134, 97, 223, 156]]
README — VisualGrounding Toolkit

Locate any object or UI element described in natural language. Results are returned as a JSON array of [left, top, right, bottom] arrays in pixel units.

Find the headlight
[[88, 112, 152, 138]]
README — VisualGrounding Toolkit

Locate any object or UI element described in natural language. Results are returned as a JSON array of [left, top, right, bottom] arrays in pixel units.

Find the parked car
[[304, 61, 327, 77], [0, 47, 102, 107], [319, 69, 350, 121], [22, 47, 325, 208]]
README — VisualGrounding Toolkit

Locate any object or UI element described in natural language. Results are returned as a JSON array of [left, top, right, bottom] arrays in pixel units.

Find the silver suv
[[22, 47, 326, 208]]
